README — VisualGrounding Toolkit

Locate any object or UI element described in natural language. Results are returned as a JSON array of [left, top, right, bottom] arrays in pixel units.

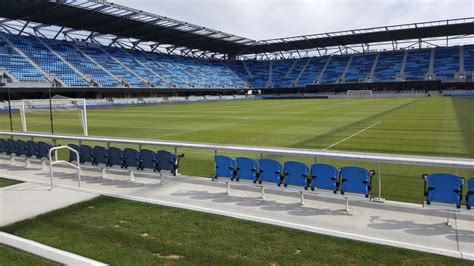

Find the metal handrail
[[48, 146, 81, 190], [2, 131, 474, 169]]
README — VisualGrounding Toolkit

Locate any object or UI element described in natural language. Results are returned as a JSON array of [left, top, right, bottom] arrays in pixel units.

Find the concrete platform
[[0, 160, 473, 261]]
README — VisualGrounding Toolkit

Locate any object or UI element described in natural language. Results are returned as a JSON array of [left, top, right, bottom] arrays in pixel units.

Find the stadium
[[0, 0, 473, 265]]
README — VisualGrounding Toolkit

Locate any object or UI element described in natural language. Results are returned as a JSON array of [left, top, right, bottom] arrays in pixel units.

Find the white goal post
[[15, 97, 88, 136], [346, 90, 373, 99]]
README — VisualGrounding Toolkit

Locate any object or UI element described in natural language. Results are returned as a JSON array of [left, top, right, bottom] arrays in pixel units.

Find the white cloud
[[112, 0, 473, 40]]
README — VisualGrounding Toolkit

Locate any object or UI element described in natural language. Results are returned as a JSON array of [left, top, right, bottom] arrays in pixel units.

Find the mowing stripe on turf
[[156, 129, 200, 138], [324, 121, 382, 150]]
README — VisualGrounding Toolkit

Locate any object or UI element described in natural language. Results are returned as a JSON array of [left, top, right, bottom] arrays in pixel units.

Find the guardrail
[[1, 131, 474, 202]]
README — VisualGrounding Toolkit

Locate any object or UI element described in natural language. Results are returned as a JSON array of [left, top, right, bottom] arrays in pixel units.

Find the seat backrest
[[0, 139, 6, 153], [140, 149, 157, 171], [340, 166, 372, 197], [26, 141, 38, 158], [79, 145, 95, 164], [37, 142, 53, 159], [157, 150, 178, 174], [258, 159, 282, 185], [15, 140, 27, 156], [283, 161, 309, 188], [68, 144, 79, 162], [6, 139, 16, 155], [467, 178, 474, 209], [426, 173, 463, 206], [107, 147, 123, 167], [123, 148, 140, 169], [214, 155, 235, 179], [235, 157, 258, 182], [94, 146, 108, 166], [311, 164, 339, 192]]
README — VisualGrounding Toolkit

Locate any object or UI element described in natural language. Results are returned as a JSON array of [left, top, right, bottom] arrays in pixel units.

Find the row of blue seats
[[423, 174, 474, 210], [214, 156, 374, 197], [68, 144, 183, 175], [0, 139, 53, 160]]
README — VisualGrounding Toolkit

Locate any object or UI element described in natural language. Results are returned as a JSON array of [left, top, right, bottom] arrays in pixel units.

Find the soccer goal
[[16, 96, 88, 136], [346, 90, 373, 99]]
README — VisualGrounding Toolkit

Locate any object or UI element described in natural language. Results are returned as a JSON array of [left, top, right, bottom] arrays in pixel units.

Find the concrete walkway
[[0, 160, 473, 261]]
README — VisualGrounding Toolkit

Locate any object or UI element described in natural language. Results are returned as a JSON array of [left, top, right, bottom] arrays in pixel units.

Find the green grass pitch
[[1, 97, 473, 203]]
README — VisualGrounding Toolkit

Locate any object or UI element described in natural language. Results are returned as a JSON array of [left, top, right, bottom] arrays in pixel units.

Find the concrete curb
[[0, 232, 107, 265]]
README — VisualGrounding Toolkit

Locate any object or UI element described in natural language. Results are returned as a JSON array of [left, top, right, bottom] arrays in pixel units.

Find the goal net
[[15, 96, 88, 136], [346, 90, 373, 99]]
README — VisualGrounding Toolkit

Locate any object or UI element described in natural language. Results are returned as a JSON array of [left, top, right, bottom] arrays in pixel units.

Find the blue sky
[[112, 0, 473, 40]]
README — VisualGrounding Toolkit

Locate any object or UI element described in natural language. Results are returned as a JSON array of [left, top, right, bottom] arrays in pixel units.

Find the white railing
[[1, 131, 474, 202], [48, 146, 81, 190]]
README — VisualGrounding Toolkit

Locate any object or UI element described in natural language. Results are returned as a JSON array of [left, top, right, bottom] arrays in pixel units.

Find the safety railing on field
[[1, 130, 474, 202]]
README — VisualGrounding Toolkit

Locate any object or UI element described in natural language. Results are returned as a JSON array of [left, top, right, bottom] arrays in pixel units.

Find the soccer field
[[1, 97, 473, 203]]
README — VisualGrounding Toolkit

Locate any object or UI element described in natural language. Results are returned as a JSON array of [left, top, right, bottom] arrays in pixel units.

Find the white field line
[[324, 121, 382, 150], [157, 129, 200, 138]]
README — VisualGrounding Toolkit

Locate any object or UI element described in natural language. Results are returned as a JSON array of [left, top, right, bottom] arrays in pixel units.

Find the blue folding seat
[[0, 139, 6, 154], [467, 178, 474, 210], [310, 164, 339, 193], [15, 140, 27, 156], [6, 139, 16, 155], [258, 159, 283, 185], [340, 166, 374, 198], [37, 142, 53, 159], [93, 146, 108, 166], [123, 148, 140, 169], [235, 157, 258, 182], [214, 155, 235, 180], [68, 144, 79, 162], [79, 145, 95, 164], [140, 149, 157, 171], [423, 173, 464, 208], [157, 150, 181, 175], [283, 161, 310, 189], [26, 141, 38, 158], [107, 147, 123, 167]]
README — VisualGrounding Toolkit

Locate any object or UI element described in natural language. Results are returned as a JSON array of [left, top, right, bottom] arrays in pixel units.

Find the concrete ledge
[[0, 232, 107, 265]]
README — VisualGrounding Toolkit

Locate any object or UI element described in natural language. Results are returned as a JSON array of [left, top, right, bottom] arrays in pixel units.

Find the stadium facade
[[0, 0, 473, 98]]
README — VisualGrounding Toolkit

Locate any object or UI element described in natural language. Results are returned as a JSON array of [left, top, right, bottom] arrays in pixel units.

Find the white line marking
[[235, 116, 249, 120], [324, 121, 381, 150], [157, 129, 200, 138]]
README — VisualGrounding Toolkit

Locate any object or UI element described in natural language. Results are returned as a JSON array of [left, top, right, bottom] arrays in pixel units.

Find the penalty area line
[[324, 121, 382, 150]]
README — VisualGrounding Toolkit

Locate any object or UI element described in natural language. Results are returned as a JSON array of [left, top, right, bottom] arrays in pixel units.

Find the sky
[[112, 0, 473, 40]]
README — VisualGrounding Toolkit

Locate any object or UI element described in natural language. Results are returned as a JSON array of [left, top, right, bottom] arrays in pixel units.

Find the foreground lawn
[[0, 244, 56, 266], [0, 178, 20, 188], [1, 98, 473, 204], [1, 197, 470, 265]]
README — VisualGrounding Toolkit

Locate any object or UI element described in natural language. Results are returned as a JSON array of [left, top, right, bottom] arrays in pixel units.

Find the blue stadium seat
[[94, 146, 109, 166], [107, 147, 123, 167], [282, 161, 310, 189], [258, 159, 282, 185], [214, 155, 235, 180], [235, 157, 258, 182], [6, 139, 16, 156], [140, 149, 157, 171], [15, 140, 27, 156], [123, 148, 140, 169], [340, 166, 374, 198], [26, 141, 38, 158], [423, 173, 463, 208], [310, 164, 339, 193], [467, 178, 474, 210], [0, 139, 7, 154], [79, 145, 95, 164], [157, 150, 181, 175], [37, 142, 53, 159], [68, 144, 79, 162]]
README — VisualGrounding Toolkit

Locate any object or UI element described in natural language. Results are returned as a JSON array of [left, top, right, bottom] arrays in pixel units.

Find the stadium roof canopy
[[0, 0, 473, 58]]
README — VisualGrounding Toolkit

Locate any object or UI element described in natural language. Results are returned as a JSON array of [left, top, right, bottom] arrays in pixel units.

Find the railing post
[[373, 162, 385, 203]]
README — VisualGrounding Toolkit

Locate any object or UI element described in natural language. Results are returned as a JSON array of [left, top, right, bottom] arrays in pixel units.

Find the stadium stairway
[[0, 159, 472, 261]]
